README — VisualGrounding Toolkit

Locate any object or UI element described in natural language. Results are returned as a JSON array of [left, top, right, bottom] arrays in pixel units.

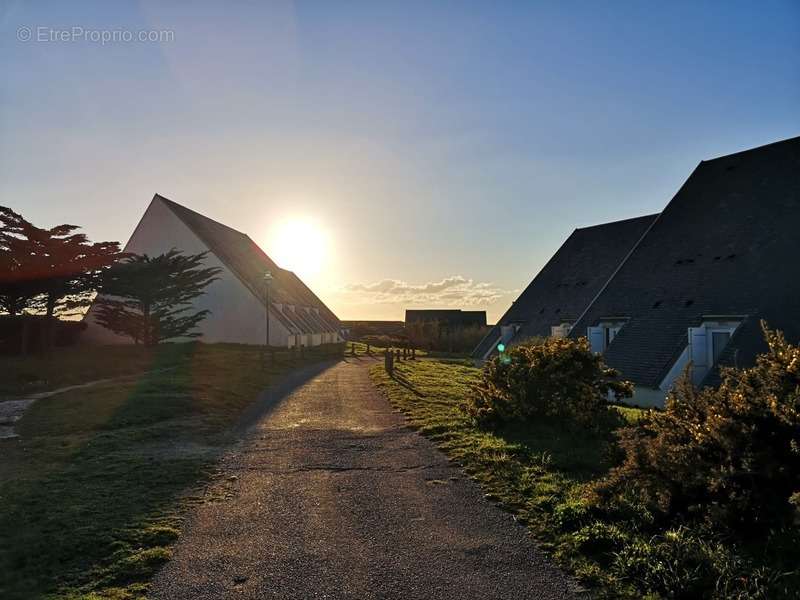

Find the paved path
[[151, 359, 580, 600]]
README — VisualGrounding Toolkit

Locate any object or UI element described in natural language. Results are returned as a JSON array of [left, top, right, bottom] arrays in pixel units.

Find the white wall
[[629, 386, 668, 408], [659, 345, 691, 394], [83, 197, 293, 346]]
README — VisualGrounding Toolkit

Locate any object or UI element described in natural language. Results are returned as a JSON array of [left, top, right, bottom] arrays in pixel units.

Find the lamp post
[[264, 271, 273, 365]]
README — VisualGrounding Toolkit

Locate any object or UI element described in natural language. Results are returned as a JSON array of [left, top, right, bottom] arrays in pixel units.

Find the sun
[[267, 217, 328, 280]]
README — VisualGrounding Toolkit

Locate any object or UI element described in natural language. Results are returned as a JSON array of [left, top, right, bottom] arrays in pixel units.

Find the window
[[604, 326, 620, 347], [587, 320, 627, 353], [687, 318, 742, 385], [711, 330, 731, 363]]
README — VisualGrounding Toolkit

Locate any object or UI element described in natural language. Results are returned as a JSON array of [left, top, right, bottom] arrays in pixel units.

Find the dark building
[[569, 136, 800, 406], [472, 214, 657, 360], [474, 135, 800, 407]]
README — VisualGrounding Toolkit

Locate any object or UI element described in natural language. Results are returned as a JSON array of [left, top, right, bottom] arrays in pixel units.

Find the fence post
[[366, 343, 371, 355], [385, 348, 394, 375], [411, 347, 416, 360], [350, 342, 356, 356]]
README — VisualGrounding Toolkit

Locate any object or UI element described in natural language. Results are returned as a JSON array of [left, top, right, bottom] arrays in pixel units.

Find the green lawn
[[0, 342, 342, 600], [0, 345, 192, 398], [371, 358, 645, 596]]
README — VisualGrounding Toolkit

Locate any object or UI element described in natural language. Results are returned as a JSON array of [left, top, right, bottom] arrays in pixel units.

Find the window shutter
[[500, 325, 516, 343], [588, 326, 605, 353], [689, 327, 708, 368]]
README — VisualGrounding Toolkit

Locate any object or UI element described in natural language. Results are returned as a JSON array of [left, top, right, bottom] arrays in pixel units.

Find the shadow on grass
[[495, 418, 616, 482], [0, 343, 341, 600], [390, 371, 426, 398]]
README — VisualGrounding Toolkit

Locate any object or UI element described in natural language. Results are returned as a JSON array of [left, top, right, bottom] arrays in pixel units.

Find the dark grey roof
[[155, 195, 340, 332], [472, 214, 657, 358], [570, 136, 800, 387]]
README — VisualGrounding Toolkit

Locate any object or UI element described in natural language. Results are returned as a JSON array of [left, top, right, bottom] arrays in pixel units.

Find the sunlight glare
[[267, 217, 329, 281]]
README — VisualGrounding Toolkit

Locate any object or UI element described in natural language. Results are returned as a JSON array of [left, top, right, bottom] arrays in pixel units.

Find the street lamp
[[264, 271, 273, 353]]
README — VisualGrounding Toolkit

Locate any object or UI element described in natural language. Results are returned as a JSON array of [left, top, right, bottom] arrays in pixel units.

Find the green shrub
[[613, 525, 796, 599], [593, 323, 800, 534], [465, 336, 633, 428], [570, 521, 629, 557]]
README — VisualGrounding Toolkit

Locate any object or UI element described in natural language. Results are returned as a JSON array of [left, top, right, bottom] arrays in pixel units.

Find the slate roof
[[472, 214, 657, 359], [569, 136, 800, 387], [156, 195, 340, 334]]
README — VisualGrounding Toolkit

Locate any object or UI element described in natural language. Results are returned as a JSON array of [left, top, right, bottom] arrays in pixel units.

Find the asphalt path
[[150, 358, 580, 600]]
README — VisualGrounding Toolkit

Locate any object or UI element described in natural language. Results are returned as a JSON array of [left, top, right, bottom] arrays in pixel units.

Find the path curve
[[150, 358, 580, 599]]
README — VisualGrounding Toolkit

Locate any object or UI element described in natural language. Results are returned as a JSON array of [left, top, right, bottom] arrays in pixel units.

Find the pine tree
[[0, 207, 40, 315], [0, 206, 121, 320], [95, 249, 221, 346]]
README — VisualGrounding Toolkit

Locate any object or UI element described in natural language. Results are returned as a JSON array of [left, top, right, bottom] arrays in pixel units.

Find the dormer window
[[550, 322, 572, 339], [687, 317, 743, 384], [500, 323, 520, 344], [587, 319, 628, 353]]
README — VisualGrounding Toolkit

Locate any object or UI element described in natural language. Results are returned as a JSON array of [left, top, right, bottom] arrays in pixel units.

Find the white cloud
[[341, 275, 513, 306]]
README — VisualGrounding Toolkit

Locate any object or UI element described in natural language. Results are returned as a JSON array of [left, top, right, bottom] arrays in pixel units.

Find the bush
[[611, 526, 785, 599], [465, 336, 633, 428], [593, 323, 800, 534]]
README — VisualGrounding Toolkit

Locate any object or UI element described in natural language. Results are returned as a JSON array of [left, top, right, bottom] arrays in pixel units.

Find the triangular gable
[[153, 195, 341, 330]]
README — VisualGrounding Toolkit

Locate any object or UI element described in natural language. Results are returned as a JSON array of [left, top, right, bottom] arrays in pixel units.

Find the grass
[[370, 358, 646, 597], [0, 345, 192, 398], [0, 342, 343, 600]]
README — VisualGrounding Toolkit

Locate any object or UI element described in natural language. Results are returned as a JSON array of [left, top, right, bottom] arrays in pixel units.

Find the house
[[471, 214, 658, 360], [83, 194, 342, 347], [569, 136, 800, 406], [405, 309, 487, 328]]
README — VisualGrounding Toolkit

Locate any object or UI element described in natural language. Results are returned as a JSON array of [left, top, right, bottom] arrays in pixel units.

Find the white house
[[83, 194, 342, 347]]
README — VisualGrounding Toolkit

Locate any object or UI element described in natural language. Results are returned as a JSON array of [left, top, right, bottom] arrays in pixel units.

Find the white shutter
[[689, 327, 708, 384], [689, 327, 708, 368], [588, 326, 605, 353]]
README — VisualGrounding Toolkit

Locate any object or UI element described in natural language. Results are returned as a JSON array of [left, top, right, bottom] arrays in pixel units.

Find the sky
[[1, 1, 798, 322]]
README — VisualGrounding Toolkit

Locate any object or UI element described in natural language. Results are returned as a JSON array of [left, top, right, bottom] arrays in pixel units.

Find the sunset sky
[[2, 1, 799, 322]]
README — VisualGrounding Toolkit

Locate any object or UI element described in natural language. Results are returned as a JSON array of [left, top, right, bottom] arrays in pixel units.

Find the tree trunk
[[44, 293, 57, 355], [143, 302, 151, 347], [20, 318, 30, 356]]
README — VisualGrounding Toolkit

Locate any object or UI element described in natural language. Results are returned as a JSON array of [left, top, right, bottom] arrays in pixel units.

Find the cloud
[[341, 275, 513, 306]]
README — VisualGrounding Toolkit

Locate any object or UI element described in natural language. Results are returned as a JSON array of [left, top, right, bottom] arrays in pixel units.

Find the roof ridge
[[574, 213, 660, 231], [155, 194, 249, 239], [568, 213, 662, 331], [701, 134, 800, 163]]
